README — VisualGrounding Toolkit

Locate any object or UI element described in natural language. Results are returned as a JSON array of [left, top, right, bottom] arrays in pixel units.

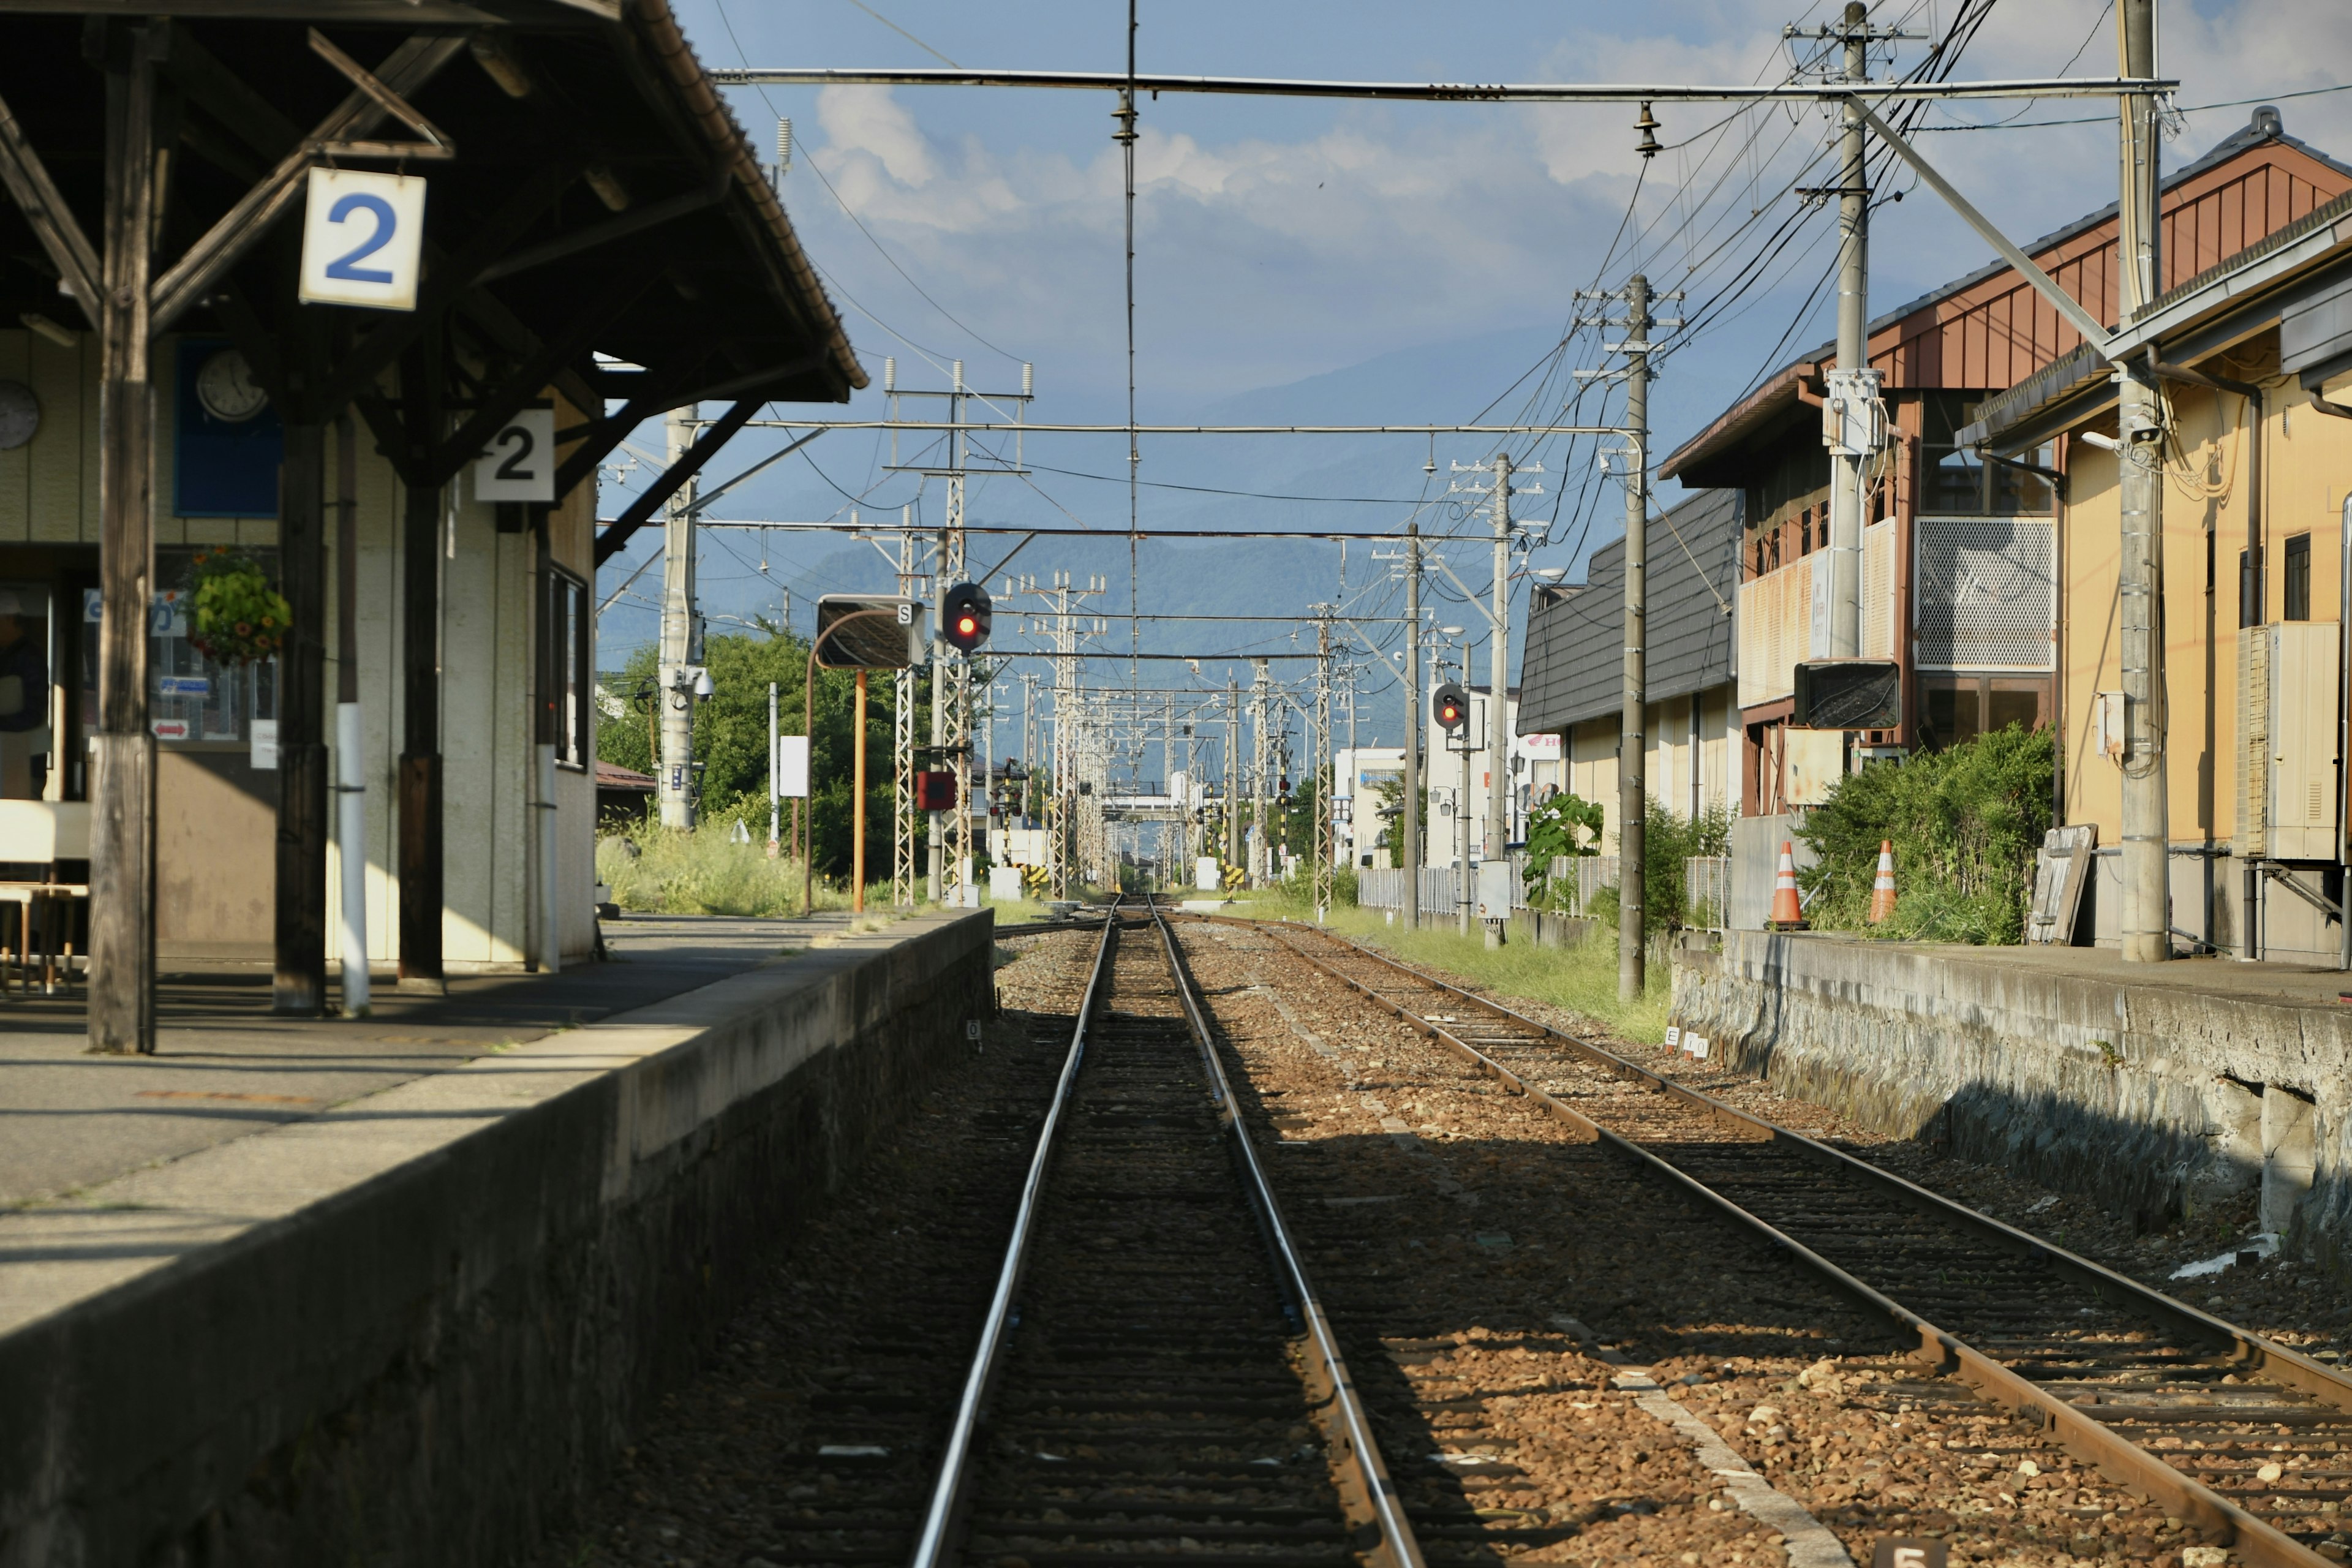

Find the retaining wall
[[1672, 932, 2352, 1272], [0, 910, 995, 1568]]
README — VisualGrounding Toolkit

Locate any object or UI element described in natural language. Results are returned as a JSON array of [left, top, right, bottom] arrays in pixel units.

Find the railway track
[[908, 897, 1421, 1568], [1219, 914, 2352, 1568]]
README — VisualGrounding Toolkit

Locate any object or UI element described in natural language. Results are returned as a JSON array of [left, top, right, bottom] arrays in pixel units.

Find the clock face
[[0, 380, 35, 451], [195, 349, 268, 423]]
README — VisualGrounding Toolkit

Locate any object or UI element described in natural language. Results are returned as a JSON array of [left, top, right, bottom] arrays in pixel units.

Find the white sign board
[[472, 407, 556, 503], [1475, 858, 1515, 920], [298, 168, 427, 311], [1515, 731, 1562, 761], [774, 735, 809, 799], [1195, 856, 1222, 891]]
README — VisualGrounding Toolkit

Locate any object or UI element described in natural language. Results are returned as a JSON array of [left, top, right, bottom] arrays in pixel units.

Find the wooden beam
[[592, 396, 758, 568], [317, 160, 581, 415], [548, 344, 717, 502], [0, 83, 102, 323], [470, 176, 725, 284], [449, 288, 601, 420], [88, 24, 165, 1055], [423, 262, 660, 484], [148, 32, 466, 334]]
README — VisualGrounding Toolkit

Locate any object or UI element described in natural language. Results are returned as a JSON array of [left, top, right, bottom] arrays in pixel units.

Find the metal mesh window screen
[[1913, 516, 2055, 670], [1864, 519, 1896, 658]]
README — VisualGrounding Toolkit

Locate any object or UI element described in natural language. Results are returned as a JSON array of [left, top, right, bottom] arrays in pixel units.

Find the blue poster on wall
[[175, 339, 281, 518]]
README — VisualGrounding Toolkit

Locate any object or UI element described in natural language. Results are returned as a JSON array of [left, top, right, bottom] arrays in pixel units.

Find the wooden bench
[[0, 801, 89, 994]]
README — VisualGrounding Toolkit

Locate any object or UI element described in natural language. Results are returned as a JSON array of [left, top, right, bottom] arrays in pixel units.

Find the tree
[[595, 628, 900, 881], [1523, 790, 1604, 907]]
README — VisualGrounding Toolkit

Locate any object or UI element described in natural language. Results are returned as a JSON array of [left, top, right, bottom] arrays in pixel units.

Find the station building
[[0, 0, 860, 1032]]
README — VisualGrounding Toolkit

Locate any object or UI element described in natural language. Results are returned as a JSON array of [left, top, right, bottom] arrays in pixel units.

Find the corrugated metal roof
[[1518, 488, 1741, 735]]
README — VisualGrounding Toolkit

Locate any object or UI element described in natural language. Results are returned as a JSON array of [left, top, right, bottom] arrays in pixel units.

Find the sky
[[601, 0, 2352, 756]]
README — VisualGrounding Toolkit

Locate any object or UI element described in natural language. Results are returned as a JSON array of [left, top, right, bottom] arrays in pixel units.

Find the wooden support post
[[88, 28, 163, 1054], [274, 414, 328, 1012], [853, 669, 868, 914], [397, 344, 444, 989], [398, 475, 443, 989]]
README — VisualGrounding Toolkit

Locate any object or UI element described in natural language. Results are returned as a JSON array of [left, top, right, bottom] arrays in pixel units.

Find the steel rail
[[906, 896, 1122, 1568], [1142, 895, 1426, 1568], [1203, 914, 2341, 1568], [712, 67, 2174, 104]]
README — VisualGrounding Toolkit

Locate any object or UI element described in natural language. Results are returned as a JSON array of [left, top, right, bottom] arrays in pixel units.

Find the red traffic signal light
[[914, 770, 958, 811], [1433, 680, 1469, 733], [941, 581, 992, 653]]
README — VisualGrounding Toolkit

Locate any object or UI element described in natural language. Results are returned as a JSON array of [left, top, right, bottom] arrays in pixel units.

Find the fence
[[1357, 856, 1622, 917], [1684, 856, 1731, 931]]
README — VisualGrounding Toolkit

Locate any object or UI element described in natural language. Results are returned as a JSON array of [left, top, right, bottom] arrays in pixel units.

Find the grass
[[597, 826, 865, 916], [1216, 889, 1674, 1047]]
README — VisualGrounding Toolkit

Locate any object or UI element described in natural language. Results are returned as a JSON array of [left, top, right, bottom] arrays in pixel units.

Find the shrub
[[1797, 725, 2054, 944]]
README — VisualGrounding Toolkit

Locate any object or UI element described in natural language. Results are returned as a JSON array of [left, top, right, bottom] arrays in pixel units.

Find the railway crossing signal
[[942, 581, 992, 653], [1433, 681, 1469, 734]]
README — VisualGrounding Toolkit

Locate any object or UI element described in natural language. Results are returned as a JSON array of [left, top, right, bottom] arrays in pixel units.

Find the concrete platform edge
[[0, 908, 996, 1568], [1671, 932, 2352, 1278]]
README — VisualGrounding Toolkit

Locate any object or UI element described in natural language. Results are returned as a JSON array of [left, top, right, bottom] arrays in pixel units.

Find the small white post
[[768, 680, 781, 856], [336, 701, 370, 1017]]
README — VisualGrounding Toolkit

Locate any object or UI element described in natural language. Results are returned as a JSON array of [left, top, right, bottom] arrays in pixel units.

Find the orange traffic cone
[[1868, 840, 1899, 924], [1768, 840, 1806, 929]]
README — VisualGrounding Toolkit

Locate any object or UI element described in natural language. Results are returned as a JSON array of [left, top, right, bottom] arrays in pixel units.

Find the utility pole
[[896, 519, 922, 907], [1487, 452, 1512, 944], [1313, 608, 1334, 919], [1251, 659, 1272, 885], [1619, 276, 1652, 1003], [1403, 526, 1422, 927], [1226, 674, 1242, 870], [1826, 0, 1874, 660], [2116, 0, 2169, 963], [658, 407, 699, 829]]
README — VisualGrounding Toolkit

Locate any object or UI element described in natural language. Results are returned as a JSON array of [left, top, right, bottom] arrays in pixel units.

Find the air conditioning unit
[[2237, 622, 2340, 861]]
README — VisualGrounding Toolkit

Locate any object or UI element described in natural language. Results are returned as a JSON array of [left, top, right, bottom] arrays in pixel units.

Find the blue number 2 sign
[[299, 168, 427, 312]]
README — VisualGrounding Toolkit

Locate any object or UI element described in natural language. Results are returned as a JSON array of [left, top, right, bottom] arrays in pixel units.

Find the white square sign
[[298, 168, 427, 311], [472, 407, 557, 502], [775, 734, 809, 799]]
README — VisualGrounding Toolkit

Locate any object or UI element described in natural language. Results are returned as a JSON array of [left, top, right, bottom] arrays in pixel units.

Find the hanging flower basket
[[184, 548, 291, 665]]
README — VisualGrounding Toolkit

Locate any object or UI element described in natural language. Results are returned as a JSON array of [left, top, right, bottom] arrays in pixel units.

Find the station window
[[86, 547, 281, 750], [2284, 533, 2312, 621], [1920, 393, 2054, 516], [543, 567, 589, 768], [1918, 676, 2046, 752]]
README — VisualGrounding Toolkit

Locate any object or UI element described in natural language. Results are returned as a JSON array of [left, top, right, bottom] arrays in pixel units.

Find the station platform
[[0, 911, 872, 1209], [1672, 930, 2352, 1262], [0, 906, 998, 1568]]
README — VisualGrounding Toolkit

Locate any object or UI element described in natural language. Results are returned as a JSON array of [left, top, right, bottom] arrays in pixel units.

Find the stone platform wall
[[1672, 933, 2352, 1272], [0, 911, 997, 1568]]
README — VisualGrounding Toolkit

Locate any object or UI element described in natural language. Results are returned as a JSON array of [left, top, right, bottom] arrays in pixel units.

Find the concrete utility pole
[[1313, 608, 1334, 919], [1826, 0, 1872, 660], [1403, 524, 1422, 927], [1487, 453, 1513, 918], [658, 407, 699, 829], [1619, 276, 1652, 1003], [2116, 0, 2169, 963], [1251, 658, 1272, 884]]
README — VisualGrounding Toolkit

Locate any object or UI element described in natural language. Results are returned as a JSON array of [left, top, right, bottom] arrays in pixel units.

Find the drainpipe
[[2153, 361, 2262, 957], [2342, 491, 2352, 971]]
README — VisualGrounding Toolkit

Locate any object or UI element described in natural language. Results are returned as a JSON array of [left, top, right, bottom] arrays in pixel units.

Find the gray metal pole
[[1827, 1, 1869, 660], [1226, 675, 1242, 869], [1403, 526, 1422, 928], [1253, 659, 1272, 885], [1487, 454, 1512, 948], [2116, 0, 2170, 963], [1619, 276, 1651, 1003]]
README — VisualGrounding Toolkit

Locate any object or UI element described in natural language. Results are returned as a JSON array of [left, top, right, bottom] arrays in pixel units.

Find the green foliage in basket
[[186, 548, 291, 665]]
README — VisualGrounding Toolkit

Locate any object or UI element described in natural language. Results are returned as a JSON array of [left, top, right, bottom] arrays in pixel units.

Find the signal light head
[[941, 581, 992, 654], [1433, 680, 1469, 734]]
